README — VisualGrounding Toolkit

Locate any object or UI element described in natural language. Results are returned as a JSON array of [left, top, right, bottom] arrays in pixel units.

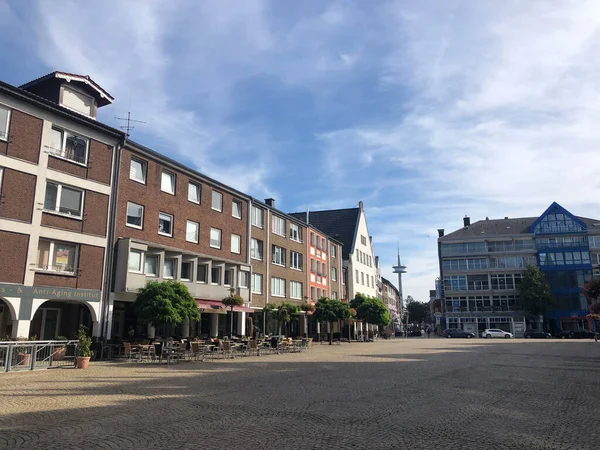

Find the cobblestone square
[[1, 339, 599, 450]]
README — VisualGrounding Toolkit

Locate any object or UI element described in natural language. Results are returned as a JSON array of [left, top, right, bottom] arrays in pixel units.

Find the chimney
[[306, 208, 310, 224], [265, 198, 275, 208], [438, 229, 445, 238], [463, 215, 470, 227], [358, 200, 364, 210]]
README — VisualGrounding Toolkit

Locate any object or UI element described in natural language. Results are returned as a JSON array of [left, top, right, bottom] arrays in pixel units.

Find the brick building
[[107, 140, 253, 340], [0, 72, 124, 339]]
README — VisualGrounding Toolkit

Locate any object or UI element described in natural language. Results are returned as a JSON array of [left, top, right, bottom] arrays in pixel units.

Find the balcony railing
[[444, 306, 518, 313]]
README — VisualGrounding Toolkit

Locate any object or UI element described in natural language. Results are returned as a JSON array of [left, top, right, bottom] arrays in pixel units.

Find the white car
[[481, 328, 513, 339]]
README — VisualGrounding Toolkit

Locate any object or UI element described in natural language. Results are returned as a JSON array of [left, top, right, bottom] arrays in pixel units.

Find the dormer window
[[60, 85, 96, 118]]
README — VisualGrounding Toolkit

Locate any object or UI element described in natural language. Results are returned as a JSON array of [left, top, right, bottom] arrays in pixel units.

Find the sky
[[2, 0, 600, 302]]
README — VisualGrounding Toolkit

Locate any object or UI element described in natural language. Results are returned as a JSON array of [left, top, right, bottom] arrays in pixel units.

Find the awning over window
[[195, 299, 253, 314]]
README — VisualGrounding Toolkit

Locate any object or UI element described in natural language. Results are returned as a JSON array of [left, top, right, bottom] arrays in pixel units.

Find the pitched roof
[[289, 208, 360, 259], [20, 71, 114, 106], [441, 215, 600, 240]]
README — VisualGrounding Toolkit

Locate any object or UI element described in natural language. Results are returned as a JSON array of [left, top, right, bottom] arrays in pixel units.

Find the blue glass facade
[[531, 203, 593, 331]]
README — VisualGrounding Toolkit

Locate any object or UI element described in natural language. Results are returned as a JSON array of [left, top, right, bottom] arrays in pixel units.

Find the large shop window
[[44, 182, 84, 218], [37, 240, 78, 274]]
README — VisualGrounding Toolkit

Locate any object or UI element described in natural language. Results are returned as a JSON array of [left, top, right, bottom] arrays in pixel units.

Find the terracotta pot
[[17, 353, 31, 366], [54, 347, 66, 361], [76, 356, 91, 369]]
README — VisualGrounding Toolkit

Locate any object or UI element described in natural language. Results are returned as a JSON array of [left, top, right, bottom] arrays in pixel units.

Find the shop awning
[[195, 299, 253, 314]]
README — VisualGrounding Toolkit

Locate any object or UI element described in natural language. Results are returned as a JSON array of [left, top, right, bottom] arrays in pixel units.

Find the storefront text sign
[[0, 284, 101, 302]]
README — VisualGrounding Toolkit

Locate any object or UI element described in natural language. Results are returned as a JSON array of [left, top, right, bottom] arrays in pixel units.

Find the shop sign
[[0, 284, 101, 302]]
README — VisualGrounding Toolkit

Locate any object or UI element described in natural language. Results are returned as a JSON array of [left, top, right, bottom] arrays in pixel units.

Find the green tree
[[583, 278, 600, 304], [264, 302, 300, 336], [222, 288, 244, 338], [314, 297, 351, 344], [406, 298, 428, 324], [350, 293, 369, 310], [135, 281, 200, 333], [518, 266, 555, 317], [355, 297, 390, 329]]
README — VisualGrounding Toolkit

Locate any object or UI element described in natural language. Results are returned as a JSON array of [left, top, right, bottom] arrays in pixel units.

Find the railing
[[1, 340, 79, 373]]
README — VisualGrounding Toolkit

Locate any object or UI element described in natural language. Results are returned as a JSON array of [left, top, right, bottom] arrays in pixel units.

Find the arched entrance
[[0, 298, 16, 338], [29, 300, 98, 340]]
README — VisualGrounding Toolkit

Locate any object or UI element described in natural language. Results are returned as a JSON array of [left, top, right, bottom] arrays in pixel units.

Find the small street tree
[[315, 298, 351, 344], [135, 281, 200, 335], [518, 266, 555, 323], [265, 302, 300, 336], [406, 298, 428, 324], [222, 288, 244, 338], [355, 297, 390, 331]]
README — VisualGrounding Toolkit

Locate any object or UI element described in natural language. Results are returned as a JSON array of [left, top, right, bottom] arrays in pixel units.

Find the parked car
[[443, 329, 475, 339], [523, 330, 552, 339], [481, 329, 513, 339], [570, 329, 596, 339], [555, 330, 573, 339]]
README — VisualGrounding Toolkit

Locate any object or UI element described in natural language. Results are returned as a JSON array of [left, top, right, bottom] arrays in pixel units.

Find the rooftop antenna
[[115, 111, 146, 138]]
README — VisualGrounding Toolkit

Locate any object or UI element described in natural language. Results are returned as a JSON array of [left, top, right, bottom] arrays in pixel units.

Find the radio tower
[[392, 244, 407, 316]]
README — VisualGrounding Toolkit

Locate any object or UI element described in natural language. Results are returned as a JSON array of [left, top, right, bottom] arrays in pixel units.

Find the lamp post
[[302, 296, 309, 338]]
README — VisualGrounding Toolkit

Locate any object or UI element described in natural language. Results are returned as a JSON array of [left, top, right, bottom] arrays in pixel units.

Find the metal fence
[[1, 340, 79, 373]]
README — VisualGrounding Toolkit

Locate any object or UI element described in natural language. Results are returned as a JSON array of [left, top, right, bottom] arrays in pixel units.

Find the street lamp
[[302, 296, 309, 338]]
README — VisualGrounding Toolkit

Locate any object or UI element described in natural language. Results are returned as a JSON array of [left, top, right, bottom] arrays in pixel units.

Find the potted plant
[[53, 336, 68, 361], [15, 336, 35, 366], [76, 326, 93, 369]]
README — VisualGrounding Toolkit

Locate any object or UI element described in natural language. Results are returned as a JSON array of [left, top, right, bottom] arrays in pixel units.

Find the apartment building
[[0, 72, 124, 339], [290, 201, 378, 301], [307, 226, 343, 302], [249, 199, 309, 335], [438, 202, 600, 337], [107, 141, 253, 340], [381, 277, 400, 329]]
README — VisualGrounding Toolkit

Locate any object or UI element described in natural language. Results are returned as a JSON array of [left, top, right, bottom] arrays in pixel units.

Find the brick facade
[[115, 146, 248, 263], [0, 168, 36, 223], [2, 110, 43, 163], [46, 139, 113, 185], [250, 207, 268, 307], [33, 244, 105, 290], [0, 231, 29, 284]]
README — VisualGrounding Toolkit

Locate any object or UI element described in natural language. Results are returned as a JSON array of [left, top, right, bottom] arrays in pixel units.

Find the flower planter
[[16, 353, 31, 366], [76, 356, 91, 369], [53, 346, 67, 361]]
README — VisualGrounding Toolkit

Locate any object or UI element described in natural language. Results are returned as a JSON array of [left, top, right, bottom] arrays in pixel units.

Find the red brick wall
[[116, 147, 248, 262], [4, 110, 42, 163], [0, 231, 29, 284], [33, 244, 104, 290], [40, 213, 82, 232], [0, 169, 36, 223], [82, 191, 109, 236], [47, 138, 113, 184]]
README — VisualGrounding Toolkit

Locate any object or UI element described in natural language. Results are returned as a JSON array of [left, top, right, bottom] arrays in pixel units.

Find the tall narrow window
[[197, 264, 208, 283], [272, 216, 285, 236], [251, 238, 263, 260], [188, 182, 201, 203], [130, 158, 147, 183], [158, 213, 173, 236], [252, 273, 263, 294], [290, 281, 302, 299], [231, 234, 241, 254], [211, 266, 221, 285], [310, 232, 315, 246], [161, 171, 176, 195], [128, 250, 143, 272], [210, 228, 222, 249], [212, 191, 223, 212], [186, 221, 199, 243], [232, 200, 242, 219], [126, 202, 144, 229], [251, 206, 264, 228], [164, 259, 176, 279], [145, 255, 158, 276], [290, 223, 301, 242], [0, 105, 10, 141], [181, 262, 193, 281], [271, 277, 286, 297], [272, 245, 286, 266], [290, 251, 303, 270]]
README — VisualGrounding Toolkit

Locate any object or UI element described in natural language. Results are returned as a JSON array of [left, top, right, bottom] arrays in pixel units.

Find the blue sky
[[3, 0, 600, 301]]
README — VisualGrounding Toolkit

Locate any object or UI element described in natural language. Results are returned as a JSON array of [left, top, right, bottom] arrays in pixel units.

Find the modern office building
[[438, 202, 600, 336]]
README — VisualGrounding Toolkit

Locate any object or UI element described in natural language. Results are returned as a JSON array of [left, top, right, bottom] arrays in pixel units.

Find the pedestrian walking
[[427, 328, 431, 338]]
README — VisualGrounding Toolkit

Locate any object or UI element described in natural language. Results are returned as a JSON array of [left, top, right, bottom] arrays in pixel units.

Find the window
[[0, 167, 3, 192], [290, 251, 303, 270], [371, 276, 374, 287], [311, 286, 316, 300], [49, 127, 89, 165], [211, 266, 221, 284], [272, 216, 285, 236], [212, 191, 223, 212], [355, 269, 359, 282], [331, 245, 336, 258], [317, 288, 322, 299], [323, 289, 327, 298], [316, 237, 321, 249], [36, 240, 78, 274], [332, 267, 337, 281], [163, 259, 176, 279], [224, 269, 233, 286], [210, 228, 222, 249], [322, 263, 326, 277], [271, 277, 286, 297], [251, 206, 264, 228], [181, 262, 193, 281], [231, 234, 241, 254], [188, 182, 201, 203], [62, 85, 95, 116], [311, 258, 315, 273], [361, 272, 364, 285], [161, 171, 176, 194], [197, 264, 208, 283], [321, 238, 326, 249], [126, 202, 144, 229], [290, 281, 302, 299], [130, 158, 147, 183], [128, 250, 142, 272], [145, 255, 158, 276], [361, 235, 367, 246], [186, 221, 199, 243], [310, 232, 315, 246], [158, 213, 173, 236], [232, 200, 242, 219], [43, 182, 84, 218], [272, 245, 286, 266], [317, 261, 321, 275], [332, 291, 338, 300], [239, 271, 250, 288], [366, 276, 370, 287], [252, 273, 263, 294], [290, 223, 301, 242], [0, 105, 10, 140], [251, 238, 263, 260]]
